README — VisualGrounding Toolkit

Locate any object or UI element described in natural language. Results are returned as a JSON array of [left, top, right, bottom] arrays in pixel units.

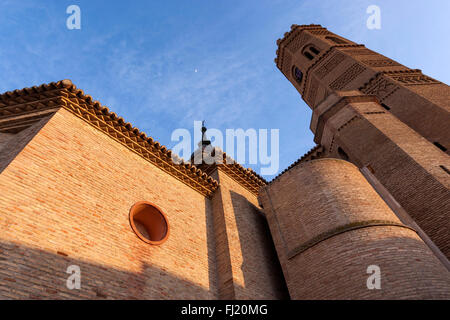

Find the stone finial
[[61, 79, 73, 88]]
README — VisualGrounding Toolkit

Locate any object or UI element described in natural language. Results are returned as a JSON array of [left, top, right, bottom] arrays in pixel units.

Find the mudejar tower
[[258, 24, 450, 299], [274, 24, 450, 259]]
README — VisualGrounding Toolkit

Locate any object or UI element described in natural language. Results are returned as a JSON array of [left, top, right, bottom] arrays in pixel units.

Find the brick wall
[[210, 169, 288, 300], [319, 98, 450, 258], [0, 108, 218, 299], [380, 83, 450, 152], [259, 159, 450, 299]]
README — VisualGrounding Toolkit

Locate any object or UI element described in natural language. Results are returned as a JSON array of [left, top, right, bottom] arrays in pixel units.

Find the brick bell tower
[[256, 24, 450, 299], [275, 24, 450, 260]]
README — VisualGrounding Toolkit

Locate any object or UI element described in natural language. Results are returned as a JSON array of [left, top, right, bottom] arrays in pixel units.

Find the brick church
[[0, 25, 449, 299]]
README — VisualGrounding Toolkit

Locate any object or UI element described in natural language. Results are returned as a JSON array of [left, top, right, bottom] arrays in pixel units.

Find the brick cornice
[[313, 95, 378, 144], [286, 219, 417, 259], [197, 151, 267, 196], [0, 80, 219, 197]]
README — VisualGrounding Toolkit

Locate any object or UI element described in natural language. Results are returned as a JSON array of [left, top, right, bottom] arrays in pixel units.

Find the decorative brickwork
[[300, 47, 335, 95], [276, 24, 450, 271], [329, 63, 366, 90], [360, 74, 399, 101], [361, 59, 400, 67], [285, 32, 311, 54], [281, 53, 292, 80], [308, 29, 332, 36], [325, 36, 349, 45], [314, 52, 346, 79], [199, 151, 267, 196], [0, 80, 219, 197], [384, 69, 441, 85], [341, 48, 376, 56]]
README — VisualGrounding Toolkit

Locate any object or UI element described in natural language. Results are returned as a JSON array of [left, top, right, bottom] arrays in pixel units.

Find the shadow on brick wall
[[204, 197, 219, 297], [0, 116, 53, 175], [229, 191, 289, 300], [0, 239, 214, 300]]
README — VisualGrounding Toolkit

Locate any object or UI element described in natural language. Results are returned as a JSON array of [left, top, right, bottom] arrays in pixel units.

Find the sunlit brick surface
[[0, 109, 217, 299], [259, 159, 450, 299]]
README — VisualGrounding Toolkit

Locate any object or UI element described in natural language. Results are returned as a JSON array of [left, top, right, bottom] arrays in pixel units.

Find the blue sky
[[1, 0, 449, 180]]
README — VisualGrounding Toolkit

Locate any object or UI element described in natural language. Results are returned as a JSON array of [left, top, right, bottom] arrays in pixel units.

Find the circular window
[[292, 66, 303, 83], [129, 201, 169, 245]]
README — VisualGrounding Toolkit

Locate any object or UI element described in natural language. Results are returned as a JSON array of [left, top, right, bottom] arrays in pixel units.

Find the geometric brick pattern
[[384, 70, 441, 85], [360, 59, 400, 67], [315, 52, 346, 79], [359, 74, 399, 101], [285, 32, 311, 54], [329, 63, 366, 90]]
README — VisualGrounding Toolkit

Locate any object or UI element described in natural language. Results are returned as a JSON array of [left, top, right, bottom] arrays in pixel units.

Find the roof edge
[[267, 144, 325, 185], [193, 148, 268, 196], [0, 80, 219, 197]]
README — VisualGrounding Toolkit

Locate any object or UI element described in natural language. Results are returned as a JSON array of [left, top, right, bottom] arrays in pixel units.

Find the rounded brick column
[[259, 158, 450, 299]]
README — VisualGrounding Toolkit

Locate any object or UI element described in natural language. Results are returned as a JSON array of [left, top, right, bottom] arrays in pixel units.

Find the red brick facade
[[0, 25, 449, 300], [276, 24, 450, 258], [259, 159, 450, 299], [0, 107, 284, 299]]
